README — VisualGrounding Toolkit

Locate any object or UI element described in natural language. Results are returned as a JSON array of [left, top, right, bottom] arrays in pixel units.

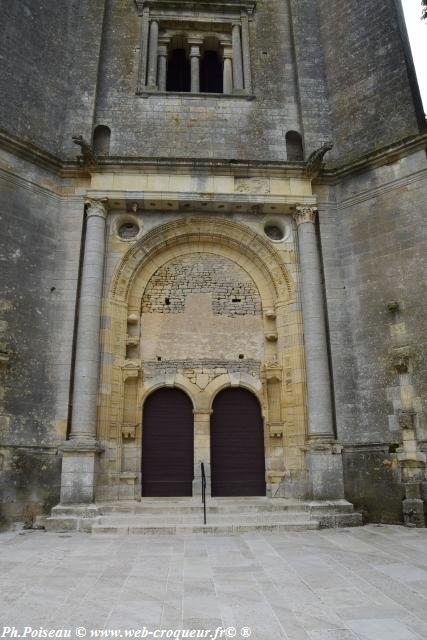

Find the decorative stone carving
[[264, 308, 276, 319], [0, 350, 10, 367], [262, 359, 282, 380], [265, 332, 278, 342], [126, 336, 140, 348], [235, 177, 270, 194], [306, 143, 333, 179], [293, 206, 318, 226], [72, 135, 97, 167], [387, 300, 400, 313], [269, 425, 283, 438], [127, 314, 139, 325], [85, 198, 108, 219], [261, 359, 283, 438], [392, 353, 411, 374], [399, 410, 416, 430], [122, 360, 142, 381], [121, 424, 137, 440]]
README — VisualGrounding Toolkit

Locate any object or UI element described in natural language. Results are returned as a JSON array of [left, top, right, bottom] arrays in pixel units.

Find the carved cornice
[[1, 128, 426, 183], [137, 0, 256, 13]]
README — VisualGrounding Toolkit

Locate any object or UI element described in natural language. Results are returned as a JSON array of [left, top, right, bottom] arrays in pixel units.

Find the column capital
[[222, 46, 233, 60], [189, 45, 201, 58], [85, 198, 108, 219], [293, 205, 318, 226]]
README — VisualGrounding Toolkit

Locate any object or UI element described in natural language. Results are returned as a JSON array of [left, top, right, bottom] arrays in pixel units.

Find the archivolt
[[110, 217, 294, 303]]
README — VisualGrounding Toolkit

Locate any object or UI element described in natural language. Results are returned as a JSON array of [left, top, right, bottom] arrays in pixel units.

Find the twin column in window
[[140, 19, 251, 95]]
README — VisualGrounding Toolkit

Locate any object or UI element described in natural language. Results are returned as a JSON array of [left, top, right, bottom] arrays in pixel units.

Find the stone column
[[232, 24, 244, 91], [223, 48, 233, 95], [146, 19, 159, 89], [59, 198, 107, 505], [294, 205, 344, 500], [190, 45, 201, 93], [240, 11, 252, 93], [193, 410, 212, 496], [157, 44, 168, 91], [136, 7, 150, 93]]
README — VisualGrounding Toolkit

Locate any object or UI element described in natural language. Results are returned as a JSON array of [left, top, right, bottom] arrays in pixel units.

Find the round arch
[[139, 374, 198, 412], [204, 373, 264, 413], [110, 217, 294, 306]]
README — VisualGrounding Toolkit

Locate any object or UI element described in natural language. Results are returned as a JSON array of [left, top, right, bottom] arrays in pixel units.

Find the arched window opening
[[286, 131, 304, 161], [93, 125, 111, 157], [200, 50, 223, 93], [166, 48, 191, 92]]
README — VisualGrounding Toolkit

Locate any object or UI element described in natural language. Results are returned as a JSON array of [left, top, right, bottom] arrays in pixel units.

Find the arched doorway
[[141, 388, 194, 496], [211, 388, 266, 497]]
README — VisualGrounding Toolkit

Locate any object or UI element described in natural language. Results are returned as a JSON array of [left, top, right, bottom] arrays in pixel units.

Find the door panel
[[211, 388, 266, 497], [141, 388, 194, 497]]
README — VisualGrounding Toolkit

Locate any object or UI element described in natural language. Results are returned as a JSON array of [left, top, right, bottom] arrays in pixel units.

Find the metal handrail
[[201, 462, 207, 525]]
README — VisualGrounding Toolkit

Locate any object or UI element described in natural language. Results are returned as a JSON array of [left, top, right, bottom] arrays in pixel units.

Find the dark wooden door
[[141, 388, 194, 497], [211, 388, 266, 497]]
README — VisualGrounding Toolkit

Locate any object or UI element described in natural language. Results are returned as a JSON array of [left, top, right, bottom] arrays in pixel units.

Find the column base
[[45, 503, 101, 533], [58, 439, 104, 505], [306, 440, 345, 500]]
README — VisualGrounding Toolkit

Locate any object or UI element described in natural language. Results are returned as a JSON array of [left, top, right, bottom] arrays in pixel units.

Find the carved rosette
[[85, 198, 108, 220], [293, 206, 318, 226]]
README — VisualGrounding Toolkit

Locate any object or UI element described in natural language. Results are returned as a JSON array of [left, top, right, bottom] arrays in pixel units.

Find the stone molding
[[59, 440, 104, 454], [136, 0, 256, 14]]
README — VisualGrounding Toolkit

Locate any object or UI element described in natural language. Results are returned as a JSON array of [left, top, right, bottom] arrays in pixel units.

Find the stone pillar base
[[403, 498, 425, 528], [58, 440, 104, 505], [402, 482, 426, 527], [45, 503, 101, 532], [306, 441, 345, 500]]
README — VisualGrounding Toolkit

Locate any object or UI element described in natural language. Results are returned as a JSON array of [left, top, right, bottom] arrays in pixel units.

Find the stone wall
[[316, 0, 424, 162], [0, 148, 87, 525], [141, 254, 262, 316], [0, 0, 105, 157], [92, 0, 304, 161], [316, 148, 427, 522], [140, 253, 264, 363]]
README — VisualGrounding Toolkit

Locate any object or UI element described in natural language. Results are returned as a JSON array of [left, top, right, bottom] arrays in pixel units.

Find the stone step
[[97, 512, 310, 525], [45, 499, 362, 533], [98, 498, 309, 515], [92, 519, 320, 536]]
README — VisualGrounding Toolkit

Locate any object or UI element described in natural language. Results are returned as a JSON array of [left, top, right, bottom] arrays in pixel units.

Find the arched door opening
[[141, 388, 194, 496], [211, 388, 266, 497]]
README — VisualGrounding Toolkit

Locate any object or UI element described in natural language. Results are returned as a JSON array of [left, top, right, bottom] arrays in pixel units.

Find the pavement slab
[[0, 525, 426, 640]]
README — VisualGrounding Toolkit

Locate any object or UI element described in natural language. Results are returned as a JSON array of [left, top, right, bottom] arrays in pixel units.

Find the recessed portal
[[141, 388, 194, 496], [211, 388, 266, 497]]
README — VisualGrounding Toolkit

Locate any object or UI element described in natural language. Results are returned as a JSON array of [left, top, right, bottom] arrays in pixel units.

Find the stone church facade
[[0, 0, 426, 528]]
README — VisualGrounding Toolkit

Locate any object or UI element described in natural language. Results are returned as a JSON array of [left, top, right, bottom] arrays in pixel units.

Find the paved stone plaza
[[1, 525, 427, 639]]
